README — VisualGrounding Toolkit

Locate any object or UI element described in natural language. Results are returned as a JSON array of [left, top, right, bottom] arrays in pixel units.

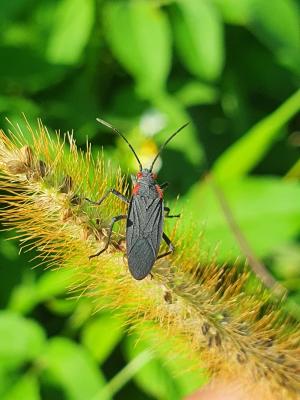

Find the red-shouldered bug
[[85, 118, 189, 280]]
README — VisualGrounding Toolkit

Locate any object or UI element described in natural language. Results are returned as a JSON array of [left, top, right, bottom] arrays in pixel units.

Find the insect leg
[[160, 182, 169, 189], [85, 188, 129, 206], [157, 232, 175, 259], [89, 214, 127, 259], [164, 206, 180, 218]]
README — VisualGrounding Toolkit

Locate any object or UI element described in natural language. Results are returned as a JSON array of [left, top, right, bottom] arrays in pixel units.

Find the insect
[[86, 118, 189, 280]]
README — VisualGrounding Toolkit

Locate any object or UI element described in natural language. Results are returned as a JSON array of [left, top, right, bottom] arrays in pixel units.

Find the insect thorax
[[134, 169, 160, 199]]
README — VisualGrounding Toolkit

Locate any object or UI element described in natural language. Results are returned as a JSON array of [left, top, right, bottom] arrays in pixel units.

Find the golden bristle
[[0, 119, 299, 399]]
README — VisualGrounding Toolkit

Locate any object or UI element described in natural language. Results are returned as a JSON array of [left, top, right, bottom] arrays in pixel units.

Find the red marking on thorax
[[133, 183, 140, 195], [155, 185, 163, 199]]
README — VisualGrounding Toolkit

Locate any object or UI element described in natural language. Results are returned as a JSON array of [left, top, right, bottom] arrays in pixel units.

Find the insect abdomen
[[126, 196, 163, 280], [127, 239, 156, 280]]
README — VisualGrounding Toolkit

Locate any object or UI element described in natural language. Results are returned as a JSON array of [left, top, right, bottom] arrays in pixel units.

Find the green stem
[[213, 89, 300, 180], [92, 350, 154, 400]]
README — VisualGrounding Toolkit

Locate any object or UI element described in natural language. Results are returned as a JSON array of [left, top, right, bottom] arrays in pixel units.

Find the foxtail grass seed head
[[0, 119, 299, 399]]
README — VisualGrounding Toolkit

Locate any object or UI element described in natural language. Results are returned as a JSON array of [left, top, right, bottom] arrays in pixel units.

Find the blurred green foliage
[[0, 0, 299, 399]]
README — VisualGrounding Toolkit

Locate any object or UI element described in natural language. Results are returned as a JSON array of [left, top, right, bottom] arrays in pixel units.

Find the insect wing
[[126, 196, 163, 280]]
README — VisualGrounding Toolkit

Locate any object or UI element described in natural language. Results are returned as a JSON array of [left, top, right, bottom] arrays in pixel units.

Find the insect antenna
[[96, 118, 143, 171], [149, 122, 189, 172]]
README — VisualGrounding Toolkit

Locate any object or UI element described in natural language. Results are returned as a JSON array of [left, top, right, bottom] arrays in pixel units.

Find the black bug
[[86, 118, 188, 280]]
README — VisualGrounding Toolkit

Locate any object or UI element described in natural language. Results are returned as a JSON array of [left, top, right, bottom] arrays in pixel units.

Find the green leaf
[[104, 0, 171, 97], [214, 0, 300, 69], [35, 269, 73, 301], [179, 177, 300, 261], [46, 0, 94, 65], [153, 93, 204, 166], [0, 0, 29, 25], [81, 314, 124, 364], [42, 337, 109, 400], [124, 336, 181, 400], [162, 355, 207, 398], [171, 0, 224, 81], [0, 238, 18, 260], [248, 0, 300, 73], [9, 269, 73, 314], [212, 0, 252, 24], [213, 89, 300, 181], [0, 96, 40, 124], [175, 80, 218, 106], [0, 367, 12, 398], [8, 279, 37, 315], [46, 298, 77, 316], [0, 311, 46, 368], [3, 373, 40, 400], [0, 46, 65, 93], [124, 333, 206, 400]]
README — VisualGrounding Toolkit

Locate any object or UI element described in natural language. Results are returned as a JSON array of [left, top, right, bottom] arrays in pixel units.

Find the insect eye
[[151, 173, 157, 180], [137, 172, 143, 179]]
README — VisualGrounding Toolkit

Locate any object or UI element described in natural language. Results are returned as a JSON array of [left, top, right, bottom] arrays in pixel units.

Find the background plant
[[0, 0, 299, 399]]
